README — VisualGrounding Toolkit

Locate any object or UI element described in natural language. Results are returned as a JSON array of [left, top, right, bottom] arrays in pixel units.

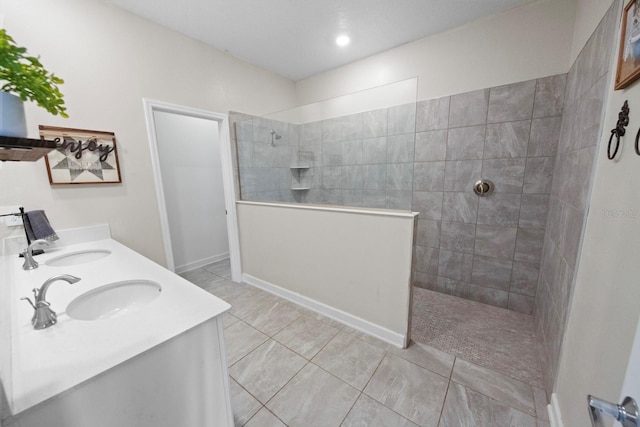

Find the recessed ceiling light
[[335, 35, 350, 47]]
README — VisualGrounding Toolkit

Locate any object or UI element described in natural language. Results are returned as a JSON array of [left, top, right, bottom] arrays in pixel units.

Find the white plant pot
[[0, 92, 27, 138]]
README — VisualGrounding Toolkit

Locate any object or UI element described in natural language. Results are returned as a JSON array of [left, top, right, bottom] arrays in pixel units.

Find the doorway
[[143, 99, 241, 282]]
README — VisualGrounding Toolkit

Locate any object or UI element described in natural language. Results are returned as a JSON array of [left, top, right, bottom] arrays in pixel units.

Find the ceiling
[[104, 0, 534, 81]]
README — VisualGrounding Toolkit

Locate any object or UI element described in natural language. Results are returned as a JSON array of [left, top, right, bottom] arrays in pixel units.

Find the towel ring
[[608, 100, 630, 160], [608, 130, 621, 160], [635, 127, 640, 156]]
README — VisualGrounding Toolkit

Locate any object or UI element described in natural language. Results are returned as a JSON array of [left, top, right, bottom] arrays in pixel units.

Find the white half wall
[[153, 111, 229, 272], [236, 202, 416, 344], [0, 0, 296, 266], [295, 0, 576, 104]]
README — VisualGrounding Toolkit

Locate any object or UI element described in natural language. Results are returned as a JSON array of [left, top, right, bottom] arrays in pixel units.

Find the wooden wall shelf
[[0, 135, 57, 162]]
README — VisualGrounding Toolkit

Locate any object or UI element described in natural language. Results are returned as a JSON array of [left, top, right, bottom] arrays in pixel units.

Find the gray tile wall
[[233, 116, 302, 203], [298, 104, 418, 208], [411, 77, 565, 315], [535, 1, 618, 395], [233, 76, 564, 315], [234, 104, 419, 209]]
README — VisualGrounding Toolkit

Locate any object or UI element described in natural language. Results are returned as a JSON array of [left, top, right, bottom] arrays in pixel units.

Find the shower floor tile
[[411, 287, 543, 388]]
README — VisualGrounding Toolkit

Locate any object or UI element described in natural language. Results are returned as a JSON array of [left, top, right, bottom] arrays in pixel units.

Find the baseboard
[[176, 252, 229, 274], [548, 393, 564, 427], [242, 273, 407, 348]]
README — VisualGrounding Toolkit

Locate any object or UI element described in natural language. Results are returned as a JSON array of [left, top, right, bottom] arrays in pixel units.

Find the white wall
[[237, 202, 416, 345], [0, 0, 296, 265], [570, 0, 616, 63], [153, 111, 228, 272], [266, 78, 417, 124], [553, 1, 640, 426], [295, 0, 576, 104]]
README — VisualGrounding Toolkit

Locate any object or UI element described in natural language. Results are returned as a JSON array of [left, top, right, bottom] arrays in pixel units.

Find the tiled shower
[[232, 75, 565, 316], [230, 0, 617, 404]]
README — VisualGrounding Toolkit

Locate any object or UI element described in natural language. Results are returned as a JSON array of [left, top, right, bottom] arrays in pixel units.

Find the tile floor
[[181, 260, 550, 427]]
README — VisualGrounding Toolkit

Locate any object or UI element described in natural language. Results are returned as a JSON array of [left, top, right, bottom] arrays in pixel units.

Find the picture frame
[[616, 0, 640, 90], [39, 125, 122, 185]]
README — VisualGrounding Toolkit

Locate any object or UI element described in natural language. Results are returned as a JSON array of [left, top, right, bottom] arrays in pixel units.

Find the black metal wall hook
[[608, 100, 630, 160]]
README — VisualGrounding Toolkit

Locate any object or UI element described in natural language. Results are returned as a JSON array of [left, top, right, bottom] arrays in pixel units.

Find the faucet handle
[[21, 296, 36, 310]]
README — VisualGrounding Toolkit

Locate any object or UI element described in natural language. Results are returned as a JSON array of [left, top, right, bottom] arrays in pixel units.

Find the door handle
[[588, 395, 639, 427]]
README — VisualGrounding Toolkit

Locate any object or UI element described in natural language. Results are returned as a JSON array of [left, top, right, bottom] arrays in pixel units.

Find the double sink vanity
[[0, 224, 233, 427]]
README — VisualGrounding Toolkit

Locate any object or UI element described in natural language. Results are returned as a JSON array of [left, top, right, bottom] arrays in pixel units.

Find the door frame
[[142, 98, 242, 282]]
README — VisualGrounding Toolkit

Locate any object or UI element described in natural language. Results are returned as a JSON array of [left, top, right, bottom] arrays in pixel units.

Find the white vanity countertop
[[4, 236, 230, 416]]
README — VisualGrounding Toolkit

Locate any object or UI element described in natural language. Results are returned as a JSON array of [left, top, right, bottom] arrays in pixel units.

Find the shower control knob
[[473, 179, 494, 197]]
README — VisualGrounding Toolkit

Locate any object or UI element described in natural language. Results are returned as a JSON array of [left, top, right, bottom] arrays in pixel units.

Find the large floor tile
[[229, 378, 262, 427], [267, 363, 360, 427], [452, 358, 535, 415], [242, 299, 303, 336], [273, 314, 341, 359], [208, 279, 252, 301], [226, 289, 278, 319], [363, 354, 449, 426], [343, 327, 392, 352], [440, 382, 536, 427], [341, 394, 418, 427], [193, 274, 229, 291], [298, 310, 348, 332], [312, 330, 385, 390], [223, 313, 240, 329], [230, 339, 307, 404], [205, 259, 232, 278], [244, 407, 286, 427], [388, 340, 455, 378], [180, 268, 217, 284], [224, 320, 269, 366]]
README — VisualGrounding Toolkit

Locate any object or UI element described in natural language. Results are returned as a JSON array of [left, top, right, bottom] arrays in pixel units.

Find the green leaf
[[0, 29, 67, 117]]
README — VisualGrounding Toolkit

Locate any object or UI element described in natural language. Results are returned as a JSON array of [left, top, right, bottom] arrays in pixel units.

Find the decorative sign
[[616, 0, 640, 90], [39, 125, 122, 185]]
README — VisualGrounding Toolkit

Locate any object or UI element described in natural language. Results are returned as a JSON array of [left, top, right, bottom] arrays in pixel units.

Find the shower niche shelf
[[290, 164, 310, 191]]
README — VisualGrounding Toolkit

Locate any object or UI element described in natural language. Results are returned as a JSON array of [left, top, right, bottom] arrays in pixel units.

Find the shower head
[[270, 129, 282, 147], [270, 130, 282, 139]]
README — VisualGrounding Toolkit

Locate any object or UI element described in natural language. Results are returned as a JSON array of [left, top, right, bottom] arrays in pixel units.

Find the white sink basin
[[46, 249, 111, 267], [67, 280, 162, 321]]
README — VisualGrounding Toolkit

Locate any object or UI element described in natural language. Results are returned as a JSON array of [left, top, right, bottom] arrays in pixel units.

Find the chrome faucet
[[21, 274, 81, 330], [22, 239, 50, 270]]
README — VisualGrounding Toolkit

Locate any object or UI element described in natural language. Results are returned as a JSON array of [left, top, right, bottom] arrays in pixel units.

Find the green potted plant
[[0, 28, 67, 138]]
